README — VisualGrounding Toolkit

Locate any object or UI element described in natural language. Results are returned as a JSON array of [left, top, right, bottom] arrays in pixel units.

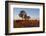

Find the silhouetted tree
[[19, 10, 27, 20], [24, 16, 30, 20], [26, 16, 30, 20]]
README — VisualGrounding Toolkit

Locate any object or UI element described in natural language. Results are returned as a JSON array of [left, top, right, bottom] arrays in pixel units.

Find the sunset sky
[[13, 8, 40, 20]]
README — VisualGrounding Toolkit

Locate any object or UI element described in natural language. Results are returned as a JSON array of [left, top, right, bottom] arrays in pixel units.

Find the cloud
[[14, 15, 39, 20], [29, 16, 39, 20], [14, 15, 22, 20]]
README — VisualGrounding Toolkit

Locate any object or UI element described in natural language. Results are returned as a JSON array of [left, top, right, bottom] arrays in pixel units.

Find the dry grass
[[14, 20, 39, 28]]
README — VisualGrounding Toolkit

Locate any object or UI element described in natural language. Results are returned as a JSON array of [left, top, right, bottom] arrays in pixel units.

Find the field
[[14, 20, 39, 28]]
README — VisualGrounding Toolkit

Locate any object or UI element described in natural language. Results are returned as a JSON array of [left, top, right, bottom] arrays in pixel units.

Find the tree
[[19, 10, 27, 20], [26, 16, 30, 20], [24, 16, 30, 20]]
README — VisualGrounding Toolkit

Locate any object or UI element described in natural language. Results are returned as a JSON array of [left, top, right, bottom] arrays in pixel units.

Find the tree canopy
[[19, 10, 30, 20]]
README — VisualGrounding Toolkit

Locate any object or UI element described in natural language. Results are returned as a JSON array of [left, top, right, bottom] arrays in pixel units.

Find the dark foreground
[[14, 20, 39, 28]]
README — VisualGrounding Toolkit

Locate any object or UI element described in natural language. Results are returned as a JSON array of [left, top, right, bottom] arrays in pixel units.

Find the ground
[[14, 20, 39, 28]]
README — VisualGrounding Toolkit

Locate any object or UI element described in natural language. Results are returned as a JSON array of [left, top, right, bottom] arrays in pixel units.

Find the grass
[[14, 20, 39, 28]]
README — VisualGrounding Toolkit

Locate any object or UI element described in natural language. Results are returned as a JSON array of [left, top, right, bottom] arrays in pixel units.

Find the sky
[[13, 8, 40, 20]]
